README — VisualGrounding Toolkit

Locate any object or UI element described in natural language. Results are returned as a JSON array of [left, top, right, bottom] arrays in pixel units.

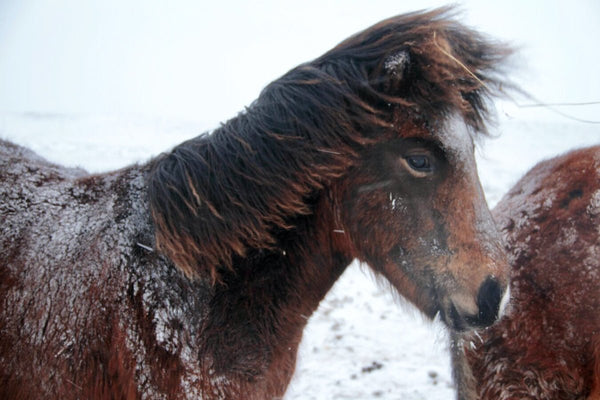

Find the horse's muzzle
[[446, 277, 510, 331]]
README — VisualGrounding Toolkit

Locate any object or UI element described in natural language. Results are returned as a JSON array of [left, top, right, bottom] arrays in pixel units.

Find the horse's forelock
[[318, 6, 513, 134]]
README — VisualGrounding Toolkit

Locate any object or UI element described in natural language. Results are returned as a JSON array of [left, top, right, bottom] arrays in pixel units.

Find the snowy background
[[1, 1, 599, 399]]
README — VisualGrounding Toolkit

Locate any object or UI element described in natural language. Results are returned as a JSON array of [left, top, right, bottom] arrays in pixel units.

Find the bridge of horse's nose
[[474, 276, 504, 327]]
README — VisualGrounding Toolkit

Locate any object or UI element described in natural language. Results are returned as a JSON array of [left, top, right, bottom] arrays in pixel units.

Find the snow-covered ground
[[1, 111, 598, 399]]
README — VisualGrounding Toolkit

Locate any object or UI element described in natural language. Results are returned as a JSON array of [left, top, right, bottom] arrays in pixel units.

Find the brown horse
[[1, 8, 511, 400], [452, 145, 600, 400]]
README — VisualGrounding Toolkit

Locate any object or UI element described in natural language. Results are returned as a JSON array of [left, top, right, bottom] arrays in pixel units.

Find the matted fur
[[452, 146, 600, 399], [148, 7, 511, 280], [1, 8, 512, 399]]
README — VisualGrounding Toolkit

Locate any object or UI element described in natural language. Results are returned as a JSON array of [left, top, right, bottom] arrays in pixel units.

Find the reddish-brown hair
[[453, 146, 600, 399]]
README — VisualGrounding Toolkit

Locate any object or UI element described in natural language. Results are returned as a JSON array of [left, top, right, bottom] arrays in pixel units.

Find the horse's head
[[332, 114, 509, 331], [320, 9, 512, 331]]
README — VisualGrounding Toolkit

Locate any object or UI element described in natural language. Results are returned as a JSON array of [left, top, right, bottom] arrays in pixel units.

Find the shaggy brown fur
[[1, 8, 511, 399], [453, 145, 600, 400]]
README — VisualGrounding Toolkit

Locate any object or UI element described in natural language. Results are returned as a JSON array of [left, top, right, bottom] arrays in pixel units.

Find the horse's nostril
[[476, 277, 503, 327]]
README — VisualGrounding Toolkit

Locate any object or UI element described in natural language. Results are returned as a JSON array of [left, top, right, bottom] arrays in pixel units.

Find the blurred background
[[1, 0, 598, 124]]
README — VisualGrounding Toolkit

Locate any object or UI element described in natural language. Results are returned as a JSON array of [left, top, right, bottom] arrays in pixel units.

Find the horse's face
[[334, 115, 509, 331]]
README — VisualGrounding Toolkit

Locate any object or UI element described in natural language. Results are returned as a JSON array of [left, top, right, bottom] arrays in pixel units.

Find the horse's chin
[[439, 302, 478, 332], [412, 283, 475, 332]]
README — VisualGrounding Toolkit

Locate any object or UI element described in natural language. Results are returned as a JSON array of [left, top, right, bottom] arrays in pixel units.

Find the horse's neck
[[197, 196, 351, 390]]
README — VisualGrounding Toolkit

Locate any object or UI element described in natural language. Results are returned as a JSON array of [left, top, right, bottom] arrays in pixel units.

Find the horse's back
[[0, 138, 87, 183], [0, 139, 100, 279], [1, 139, 88, 241]]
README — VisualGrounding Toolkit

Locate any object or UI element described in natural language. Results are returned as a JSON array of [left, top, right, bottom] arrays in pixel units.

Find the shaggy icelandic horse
[[452, 145, 600, 400], [1, 9, 510, 400]]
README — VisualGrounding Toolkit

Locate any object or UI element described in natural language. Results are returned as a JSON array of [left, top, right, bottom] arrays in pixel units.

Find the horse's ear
[[384, 50, 410, 80]]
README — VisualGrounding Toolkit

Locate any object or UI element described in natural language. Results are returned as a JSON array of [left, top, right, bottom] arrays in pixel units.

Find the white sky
[[0, 0, 598, 126]]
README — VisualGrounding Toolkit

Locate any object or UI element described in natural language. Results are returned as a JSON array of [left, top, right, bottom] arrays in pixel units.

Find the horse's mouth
[[439, 302, 486, 332], [441, 302, 475, 332]]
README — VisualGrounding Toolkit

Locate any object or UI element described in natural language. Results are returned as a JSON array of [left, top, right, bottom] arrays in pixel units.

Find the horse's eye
[[406, 155, 431, 172]]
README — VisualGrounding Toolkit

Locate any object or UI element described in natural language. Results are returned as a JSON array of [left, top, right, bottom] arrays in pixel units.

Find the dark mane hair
[[147, 7, 511, 281]]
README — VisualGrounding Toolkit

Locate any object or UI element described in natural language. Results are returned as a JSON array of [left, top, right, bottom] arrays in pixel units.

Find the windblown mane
[[147, 7, 511, 281]]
